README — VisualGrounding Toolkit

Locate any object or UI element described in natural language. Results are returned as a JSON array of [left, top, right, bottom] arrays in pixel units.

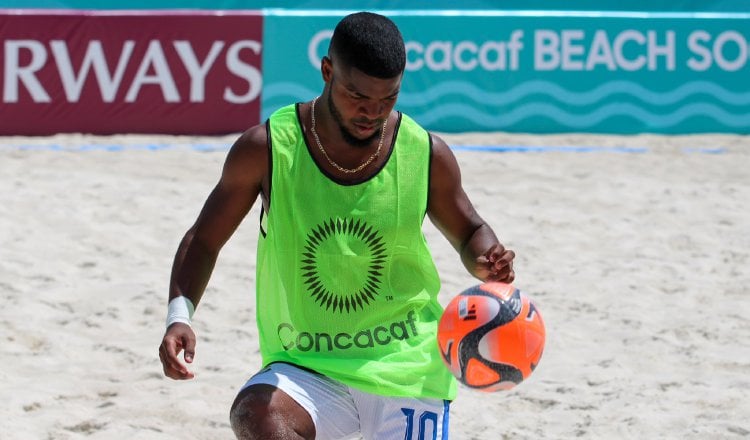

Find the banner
[[263, 11, 750, 134], [3, 9, 749, 135], [0, 11, 263, 135]]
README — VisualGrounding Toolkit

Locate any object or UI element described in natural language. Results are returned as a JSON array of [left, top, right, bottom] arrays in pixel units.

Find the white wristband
[[166, 296, 195, 328]]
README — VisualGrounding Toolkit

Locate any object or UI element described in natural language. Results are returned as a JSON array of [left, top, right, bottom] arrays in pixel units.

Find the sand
[[1, 131, 748, 439]]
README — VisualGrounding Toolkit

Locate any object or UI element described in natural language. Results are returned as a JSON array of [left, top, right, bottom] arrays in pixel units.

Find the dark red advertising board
[[0, 10, 263, 135]]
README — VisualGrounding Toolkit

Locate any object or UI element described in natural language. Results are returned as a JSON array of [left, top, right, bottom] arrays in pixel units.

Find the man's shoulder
[[224, 123, 269, 168], [237, 123, 269, 150]]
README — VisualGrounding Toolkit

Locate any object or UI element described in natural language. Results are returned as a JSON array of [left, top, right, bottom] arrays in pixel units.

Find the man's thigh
[[238, 363, 361, 439]]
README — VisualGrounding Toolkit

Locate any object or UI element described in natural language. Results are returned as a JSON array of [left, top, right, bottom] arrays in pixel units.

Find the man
[[159, 11, 515, 440]]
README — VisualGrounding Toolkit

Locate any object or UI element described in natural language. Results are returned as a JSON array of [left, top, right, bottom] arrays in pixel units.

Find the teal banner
[[263, 11, 750, 134]]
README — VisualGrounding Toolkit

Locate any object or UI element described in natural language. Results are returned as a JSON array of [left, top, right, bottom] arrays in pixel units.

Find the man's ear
[[321, 56, 333, 83]]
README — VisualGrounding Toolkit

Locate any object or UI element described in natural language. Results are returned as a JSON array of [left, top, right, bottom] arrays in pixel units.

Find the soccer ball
[[437, 282, 546, 391]]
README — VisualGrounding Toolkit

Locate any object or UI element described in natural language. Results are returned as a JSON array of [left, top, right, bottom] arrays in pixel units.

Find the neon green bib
[[256, 104, 456, 400]]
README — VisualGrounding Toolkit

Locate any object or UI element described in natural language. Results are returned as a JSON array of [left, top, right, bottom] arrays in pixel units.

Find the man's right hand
[[158, 323, 196, 380]]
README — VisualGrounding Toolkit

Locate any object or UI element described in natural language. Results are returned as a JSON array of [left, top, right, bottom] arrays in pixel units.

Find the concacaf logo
[[301, 218, 386, 313]]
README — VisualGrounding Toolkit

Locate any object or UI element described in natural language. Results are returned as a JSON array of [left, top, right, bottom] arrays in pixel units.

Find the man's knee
[[230, 384, 314, 440]]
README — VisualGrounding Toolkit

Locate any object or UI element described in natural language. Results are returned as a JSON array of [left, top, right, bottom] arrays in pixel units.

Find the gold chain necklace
[[310, 96, 387, 174]]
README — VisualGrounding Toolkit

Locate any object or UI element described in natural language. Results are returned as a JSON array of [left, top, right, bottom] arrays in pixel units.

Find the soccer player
[[158, 11, 515, 440]]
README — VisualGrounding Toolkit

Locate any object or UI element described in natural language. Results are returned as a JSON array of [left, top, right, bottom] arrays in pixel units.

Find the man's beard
[[327, 88, 382, 148]]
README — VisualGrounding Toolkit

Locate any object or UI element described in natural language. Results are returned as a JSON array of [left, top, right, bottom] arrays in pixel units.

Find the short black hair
[[328, 12, 406, 79]]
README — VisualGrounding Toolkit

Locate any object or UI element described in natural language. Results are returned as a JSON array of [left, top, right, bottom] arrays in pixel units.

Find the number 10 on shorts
[[401, 408, 441, 440]]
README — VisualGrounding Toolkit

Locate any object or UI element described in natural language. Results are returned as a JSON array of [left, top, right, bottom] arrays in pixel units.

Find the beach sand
[[1, 132, 748, 439]]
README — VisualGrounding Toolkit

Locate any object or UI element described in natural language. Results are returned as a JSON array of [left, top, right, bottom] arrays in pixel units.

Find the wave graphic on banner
[[264, 80, 750, 107], [411, 102, 750, 129], [262, 81, 750, 129], [399, 80, 750, 107], [264, 83, 318, 102]]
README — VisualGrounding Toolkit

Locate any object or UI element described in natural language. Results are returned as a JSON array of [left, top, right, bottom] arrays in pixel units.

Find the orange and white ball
[[437, 282, 546, 391]]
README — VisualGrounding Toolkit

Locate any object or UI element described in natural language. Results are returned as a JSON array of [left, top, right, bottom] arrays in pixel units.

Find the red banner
[[0, 10, 263, 135]]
